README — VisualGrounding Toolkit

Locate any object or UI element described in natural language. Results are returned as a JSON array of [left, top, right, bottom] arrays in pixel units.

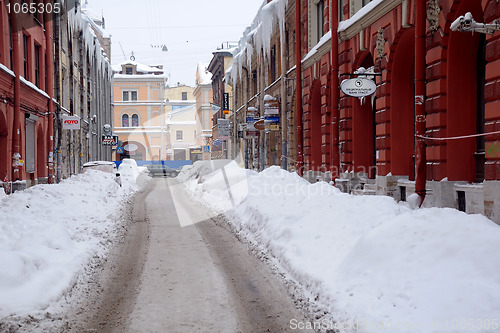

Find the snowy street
[[87, 177, 308, 332], [1, 161, 500, 332]]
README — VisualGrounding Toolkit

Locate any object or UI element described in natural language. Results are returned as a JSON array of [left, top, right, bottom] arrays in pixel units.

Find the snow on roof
[[228, 0, 288, 85], [67, 3, 112, 79], [112, 60, 165, 74], [196, 62, 212, 85], [302, 31, 332, 64]]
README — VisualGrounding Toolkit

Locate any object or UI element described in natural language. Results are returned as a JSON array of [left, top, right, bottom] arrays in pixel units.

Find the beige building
[[167, 105, 199, 161], [194, 62, 213, 160], [112, 60, 168, 161], [164, 84, 197, 160]]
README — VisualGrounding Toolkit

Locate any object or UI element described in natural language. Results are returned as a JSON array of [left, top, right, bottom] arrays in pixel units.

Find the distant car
[[146, 164, 180, 177], [82, 161, 122, 186]]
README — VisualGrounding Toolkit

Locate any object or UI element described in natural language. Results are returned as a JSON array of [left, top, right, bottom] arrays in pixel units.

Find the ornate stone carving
[[376, 28, 385, 60], [427, 0, 441, 33]]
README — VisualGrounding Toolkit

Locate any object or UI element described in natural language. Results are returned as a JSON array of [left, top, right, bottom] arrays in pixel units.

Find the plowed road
[[79, 178, 309, 332]]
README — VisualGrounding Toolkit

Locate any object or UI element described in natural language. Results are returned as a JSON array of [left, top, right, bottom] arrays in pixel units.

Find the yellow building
[[112, 60, 168, 161]]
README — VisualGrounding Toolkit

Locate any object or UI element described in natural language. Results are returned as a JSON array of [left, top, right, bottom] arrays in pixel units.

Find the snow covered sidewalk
[[0, 167, 141, 319], [181, 161, 500, 333]]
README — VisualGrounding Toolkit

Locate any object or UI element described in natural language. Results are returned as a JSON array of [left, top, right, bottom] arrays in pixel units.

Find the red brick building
[[0, 1, 54, 189], [230, 0, 500, 223]]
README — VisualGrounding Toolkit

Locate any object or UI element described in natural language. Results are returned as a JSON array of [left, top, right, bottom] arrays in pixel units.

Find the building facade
[[0, 0, 54, 190], [53, 1, 113, 181], [208, 43, 236, 160], [167, 104, 199, 161], [194, 62, 214, 160], [228, 0, 500, 223], [113, 60, 167, 161]]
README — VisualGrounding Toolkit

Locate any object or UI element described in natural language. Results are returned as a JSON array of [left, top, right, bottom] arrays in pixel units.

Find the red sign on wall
[[62, 116, 81, 130]]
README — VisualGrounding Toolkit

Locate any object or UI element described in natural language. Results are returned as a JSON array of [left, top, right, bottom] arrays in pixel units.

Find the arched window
[[132, 114, 139, 127], [122, 114, 129, 127]]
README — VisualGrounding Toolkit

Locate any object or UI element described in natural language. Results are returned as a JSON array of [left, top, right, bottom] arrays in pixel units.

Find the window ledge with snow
[[338, 0, 402, 41]]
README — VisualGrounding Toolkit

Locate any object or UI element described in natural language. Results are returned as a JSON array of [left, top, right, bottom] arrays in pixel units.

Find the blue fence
[[114, 160, 193, 169]]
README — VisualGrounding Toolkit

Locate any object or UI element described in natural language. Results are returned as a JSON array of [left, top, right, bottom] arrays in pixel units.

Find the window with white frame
[[310, 0, 325, 47], [122, 90, 138, 101], [176, 130, 183, 141], [350, 0, 372, 18]]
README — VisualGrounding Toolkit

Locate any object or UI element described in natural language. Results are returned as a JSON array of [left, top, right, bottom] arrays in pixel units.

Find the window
[[34, 44, 40, 87], [350, 0, 372, 17], [270, 46, 277, 82], [9, 20, 13, 70], [122, 90, 138, 101], [339, 0, 344, 21], [125, 67, 133, 75], [182, 92, 188, 100], [252, 70, 257, 96], [317, 0, 324, 42], [132, 114, 139, 127], [122, 114, 129, 127], [176, 130, 183, 141], [310, 0, 325, 46], [23, 34, 29, 80]]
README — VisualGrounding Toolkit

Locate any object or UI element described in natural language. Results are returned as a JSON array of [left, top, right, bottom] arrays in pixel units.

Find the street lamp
[[451, 12, 500, 34]]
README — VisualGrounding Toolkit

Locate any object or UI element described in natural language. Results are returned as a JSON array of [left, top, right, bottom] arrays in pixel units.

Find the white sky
[[86, 0, 265, 87]]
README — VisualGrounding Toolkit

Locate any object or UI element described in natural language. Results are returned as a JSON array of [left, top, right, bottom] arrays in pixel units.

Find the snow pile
[[185, 164, 500, 332], [0, 170, 138, 317]]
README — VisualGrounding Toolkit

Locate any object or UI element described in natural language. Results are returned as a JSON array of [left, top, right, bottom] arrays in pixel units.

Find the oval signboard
[[340, 78, 377, 97], [254, 119, 265, 131]]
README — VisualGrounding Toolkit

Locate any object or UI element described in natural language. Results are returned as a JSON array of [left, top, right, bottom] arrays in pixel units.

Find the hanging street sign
[[254, 119, 265, 131], [223, 93, 230, 110], [264, 100, 280, 115], [246, 107, 259, 138], [340, 78, 377, 97], [101, 135, 119, 146], [218, 118, 230, 140], [62, 116, 81, 130]]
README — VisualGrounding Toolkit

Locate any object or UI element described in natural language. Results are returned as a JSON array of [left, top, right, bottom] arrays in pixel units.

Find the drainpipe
[[415, 0, 427, 206], [45, 3, 55, 184], [280, 22, 287, 170], [54, 2, 62, 182], [296, 0, 304, 176], [10, 11, 22, 181], [330, 0, 340, 180]]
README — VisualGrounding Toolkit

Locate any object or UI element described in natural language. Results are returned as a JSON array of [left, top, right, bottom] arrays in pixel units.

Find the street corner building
[[226, 0, 500, 224], [0, 0, 113, 191], [0, 0, 55, 189]]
